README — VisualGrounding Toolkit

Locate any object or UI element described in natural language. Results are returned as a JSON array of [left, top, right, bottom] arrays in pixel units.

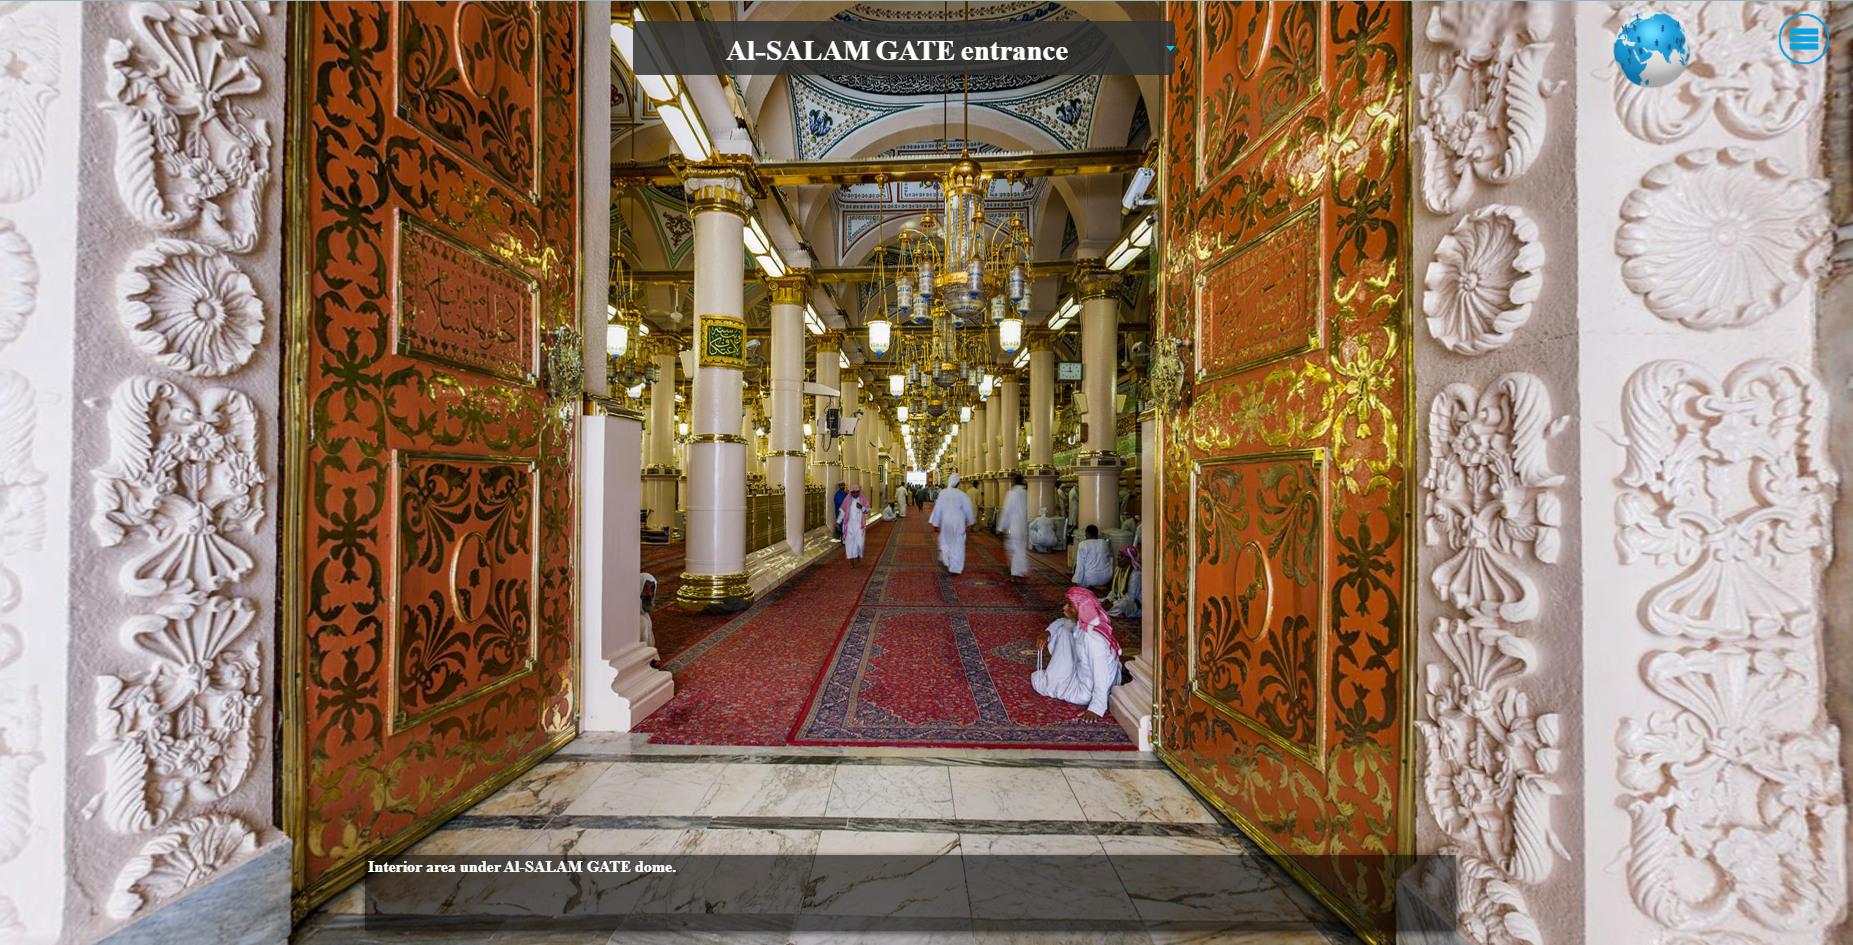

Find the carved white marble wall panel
[[1413, 4, 1576, 942], [0, 3, 67, 940]]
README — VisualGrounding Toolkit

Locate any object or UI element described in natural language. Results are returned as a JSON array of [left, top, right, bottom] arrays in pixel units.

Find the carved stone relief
[[0, 368, 45, 868], [0, 5, 60, 204], [1616, 359, 1835, 639], [1423, 374, 1566, 622], [1607, 2, 1825, 145], [91, 596, 259, 834], [91, 3, 278, 916], [90, 376, 263, 604], [105, 813, 256, 920], [0, 218, 35, 353], [1418, 616, 1567, 945], [102, 1, 273, 253], [118, 238, 263, 377], [1417, 372, 1569, 945], [1617, 149, 1832, 331], [1423, 205, 1545, 356], [1417, 2, 1562, 215], [0, 3, 56, 934], [1615, 358, 1847, 938]]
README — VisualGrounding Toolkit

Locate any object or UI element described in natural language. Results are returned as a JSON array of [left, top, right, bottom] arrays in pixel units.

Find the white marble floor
[[292, 735, 1358, 945]]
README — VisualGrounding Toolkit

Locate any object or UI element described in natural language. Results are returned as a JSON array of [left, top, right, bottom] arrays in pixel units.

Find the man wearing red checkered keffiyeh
[[1030, 587, 1121, 721]]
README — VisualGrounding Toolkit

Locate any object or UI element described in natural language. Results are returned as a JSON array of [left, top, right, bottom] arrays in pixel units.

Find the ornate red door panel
[[1157, 3, 1410, 939], [284, 1, 580, 915]]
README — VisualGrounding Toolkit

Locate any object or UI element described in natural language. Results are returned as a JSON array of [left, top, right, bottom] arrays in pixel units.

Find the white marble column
[[811, 332, 841, 499], [675, 166, 753, 613], [999, 368, 1022, 487], [839, 373, 861, 493], [970, 399, 987, 519], [1075, 265, 1121, 535], [643, 346, 679, 532], [1027, 330, 1058, 517], [767, 274, 808, 552]]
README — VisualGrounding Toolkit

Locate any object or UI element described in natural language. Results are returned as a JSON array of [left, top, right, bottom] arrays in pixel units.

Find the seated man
[[1106, 546, 1141, 619], [1071, 524, 1114, 589], [1029, 507, 1063, 553], [1031, 587, 1120, 721], [880, 502, 897, 522]]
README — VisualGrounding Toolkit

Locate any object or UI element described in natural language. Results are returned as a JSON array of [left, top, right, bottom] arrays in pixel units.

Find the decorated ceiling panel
[[789, 71, 1102, 159], [835, 140, 1045, 263]]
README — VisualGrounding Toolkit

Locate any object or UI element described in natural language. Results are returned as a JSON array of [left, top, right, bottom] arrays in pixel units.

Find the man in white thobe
[[839, 485, 870, 568], [1032, 588, 1120, 720], [1072, 525, 1114, 588], [999, 474, 1030, 583], [1029, 507, 1062, 553], [1064, 486, 1079, 532], [929, 472, 976, 575], [894, 483, 909, 518]]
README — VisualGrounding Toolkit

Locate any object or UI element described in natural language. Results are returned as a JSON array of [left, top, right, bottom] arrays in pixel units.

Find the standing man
[[928, 472, 976, 575], [838, 485, 870, 568], [832, 480, 848, 539], [894, 480, 909, 518], [999, 473, 1030, 584]]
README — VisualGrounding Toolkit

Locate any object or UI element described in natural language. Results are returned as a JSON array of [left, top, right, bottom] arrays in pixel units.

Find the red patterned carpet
[[632, 521, 898, 745], [634, 506, 1136, 748]]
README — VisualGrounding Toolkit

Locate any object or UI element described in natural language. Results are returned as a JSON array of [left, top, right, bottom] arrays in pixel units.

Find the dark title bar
[[634, 21, 1175, 77]]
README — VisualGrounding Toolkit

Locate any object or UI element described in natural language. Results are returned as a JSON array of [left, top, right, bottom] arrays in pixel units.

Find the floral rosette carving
[[1423, 374, 1566, 622], [1424, 205, 1545, 355], [1616, 148, 1831, 331], [118, 239, 264, 377]]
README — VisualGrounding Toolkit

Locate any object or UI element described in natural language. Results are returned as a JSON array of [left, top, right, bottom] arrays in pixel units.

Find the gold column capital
[[997, 368, 1023, 383], [765, 271, 813, 305], [676, 154, 760, 216], [1026, 329, 1058, 352], [1072, 260, 1121, 301], [816, 330, 843, 353]]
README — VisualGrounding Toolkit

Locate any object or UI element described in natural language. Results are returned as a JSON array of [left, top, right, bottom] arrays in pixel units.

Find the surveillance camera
[[1121, 166, 1156, 212]]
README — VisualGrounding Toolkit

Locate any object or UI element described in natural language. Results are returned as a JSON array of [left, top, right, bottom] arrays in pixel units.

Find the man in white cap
[[928, 472, 976, 575]]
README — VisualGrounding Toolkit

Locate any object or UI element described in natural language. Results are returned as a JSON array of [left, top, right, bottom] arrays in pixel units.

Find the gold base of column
[[675, 571, 754, 614]]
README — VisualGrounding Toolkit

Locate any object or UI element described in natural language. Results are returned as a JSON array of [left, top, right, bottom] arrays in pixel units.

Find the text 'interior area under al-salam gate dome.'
[[0, 2, 1850, 944]]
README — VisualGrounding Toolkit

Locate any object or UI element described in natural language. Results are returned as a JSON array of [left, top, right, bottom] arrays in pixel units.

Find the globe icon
[[1613, 12, 1691, 87]]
